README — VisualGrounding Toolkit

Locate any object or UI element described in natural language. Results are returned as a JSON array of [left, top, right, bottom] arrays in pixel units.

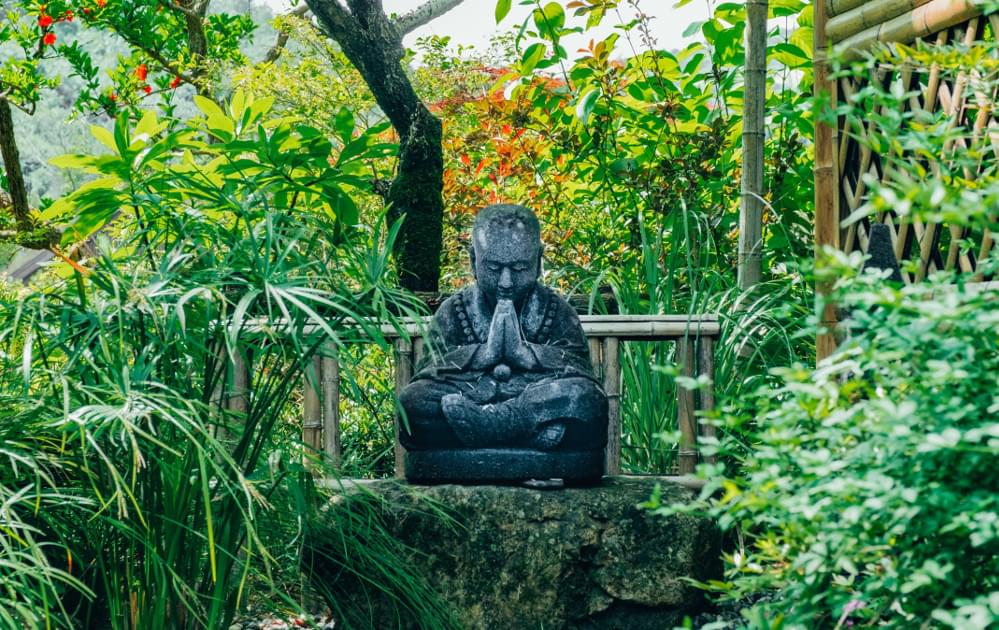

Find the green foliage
[[655, 257, 999, 628], [0, 93, 444, 628], [651, 37, 999, 628]]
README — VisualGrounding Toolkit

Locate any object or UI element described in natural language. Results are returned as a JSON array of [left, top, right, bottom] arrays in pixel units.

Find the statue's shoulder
[[435, 286, 475, 320], [537, 283, 580, 321]]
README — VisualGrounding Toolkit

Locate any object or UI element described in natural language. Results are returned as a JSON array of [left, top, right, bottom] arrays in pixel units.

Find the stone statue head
[[470, 204, 542, 307]]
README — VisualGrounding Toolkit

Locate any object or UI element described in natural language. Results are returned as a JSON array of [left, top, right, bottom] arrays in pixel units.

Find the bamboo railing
[[300, 315, 721, 478], [813, 0, 997, 361]]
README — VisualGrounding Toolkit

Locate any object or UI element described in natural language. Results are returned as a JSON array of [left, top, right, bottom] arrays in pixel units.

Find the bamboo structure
[[301, 315, 721, 478], [813, 0, 996, 361], [738, 0, 769, 290]]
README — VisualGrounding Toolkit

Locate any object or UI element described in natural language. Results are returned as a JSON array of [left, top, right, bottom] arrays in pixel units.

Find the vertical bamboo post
[[321, 349, 341, 467], [588, 337, 603, 379], [302, 355, 322, 453], [737, 0, 768, 290], [677, 337, 698, 475], [393, 338, 413, 479], [602, 337, 621, 476], [697, 336, 717, 465], [814, 0, 841, 362], [226, 352, 249, 415]]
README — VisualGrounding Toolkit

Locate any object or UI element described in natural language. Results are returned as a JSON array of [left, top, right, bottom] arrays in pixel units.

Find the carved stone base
[[404, 448, 605, 483]]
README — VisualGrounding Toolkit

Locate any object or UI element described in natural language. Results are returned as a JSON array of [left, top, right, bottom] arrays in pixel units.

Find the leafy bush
[[651, 35, 999, 627], [660, 258, 999, 628], [0, 93, 447, 629]]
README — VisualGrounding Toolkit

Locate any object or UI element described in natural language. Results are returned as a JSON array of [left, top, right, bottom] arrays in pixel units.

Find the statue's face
[[472, 223, 540, 307]]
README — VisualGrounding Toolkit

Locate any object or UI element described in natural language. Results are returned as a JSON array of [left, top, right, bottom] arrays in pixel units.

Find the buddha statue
[[399, 204, 608, 482]]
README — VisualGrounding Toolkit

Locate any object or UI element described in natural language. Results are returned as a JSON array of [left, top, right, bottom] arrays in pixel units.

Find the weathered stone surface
[[310, 476, 721, 629]]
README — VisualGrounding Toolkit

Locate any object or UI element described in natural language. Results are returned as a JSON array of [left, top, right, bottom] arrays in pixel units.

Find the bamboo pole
[[321, 351, 341, 466], [697, 337, 716, 466], [836, 0, 982, 59], [827, 0, 932, 43], [602, 337, 621, 476], [677, 338, 697, 475], [303, 356, 322, 452], [827, 0, 867, 19], [393, 338, 412, 479], [738, 0, 768, 290], [814, 0, 840, 362]]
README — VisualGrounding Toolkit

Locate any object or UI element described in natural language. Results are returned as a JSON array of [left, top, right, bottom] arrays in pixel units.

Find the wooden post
[[602, 337, 621, 475], [302, 355, 322, 452], [738, 0, 768, 290], [814, 0, 841, 362], [588, 337, 603, 379], [677, 338, 697, 475], [321, 349, 341, 466], [227, 352, 250, 415], [697, 337, 717, 465], [393, 338, 413, 479]]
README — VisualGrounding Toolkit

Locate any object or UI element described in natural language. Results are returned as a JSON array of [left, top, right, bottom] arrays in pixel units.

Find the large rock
[[308, 476, 721, 629]]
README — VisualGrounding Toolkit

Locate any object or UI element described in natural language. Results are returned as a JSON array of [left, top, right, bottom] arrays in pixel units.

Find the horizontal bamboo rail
[[826, 0, 932, 43], [835, 0, 982, 58], [827, 0, 868, 19], [301, 315, 721, 478]]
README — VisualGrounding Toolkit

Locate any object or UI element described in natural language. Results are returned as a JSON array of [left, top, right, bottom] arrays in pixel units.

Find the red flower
[[109, 93, 117, 101], [169, 75, 181, 89], [82, 7, 91, 15], [42, 32, 56, 45], [96, 0, 106, 7], [142, 84, 152, 94], [460, 154, 471, 167], [135, 64, 148, 81], [63, 9, 73, 21], [38, 14, 53, 27], [501, 124, 512, 135]]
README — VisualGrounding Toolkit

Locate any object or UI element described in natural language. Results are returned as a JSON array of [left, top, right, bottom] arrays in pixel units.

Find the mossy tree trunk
[[304, 0, 461, 293], [0, 99, 32, 234]]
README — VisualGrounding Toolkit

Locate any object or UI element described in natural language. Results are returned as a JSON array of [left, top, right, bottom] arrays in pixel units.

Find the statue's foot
[[441, 394, 492, 447], [529, 421, 566, 451]]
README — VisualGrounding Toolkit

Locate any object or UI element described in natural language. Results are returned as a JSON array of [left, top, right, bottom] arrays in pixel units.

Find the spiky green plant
[[0, 94, 449, 629]]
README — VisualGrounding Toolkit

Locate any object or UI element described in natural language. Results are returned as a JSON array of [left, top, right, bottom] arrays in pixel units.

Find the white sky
[[263, 0, 705, 55]]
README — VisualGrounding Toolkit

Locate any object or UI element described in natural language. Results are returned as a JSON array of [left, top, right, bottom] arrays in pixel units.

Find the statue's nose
[[498, 267, 513, 288]]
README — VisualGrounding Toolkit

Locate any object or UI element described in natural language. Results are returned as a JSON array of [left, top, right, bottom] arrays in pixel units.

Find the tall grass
[[563, 207, 813, 473], [0, 99, 449, 628]]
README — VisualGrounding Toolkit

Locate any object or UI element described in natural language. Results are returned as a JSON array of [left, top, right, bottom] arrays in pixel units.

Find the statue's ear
[[469, 245, 478, 279]]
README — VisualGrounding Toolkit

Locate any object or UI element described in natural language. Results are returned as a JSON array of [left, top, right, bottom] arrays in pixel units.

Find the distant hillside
[[8, 0, 278, 206]]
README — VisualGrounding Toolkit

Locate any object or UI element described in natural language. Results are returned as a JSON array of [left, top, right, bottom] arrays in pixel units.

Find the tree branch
[[393, 0, 464, 35], [263, 4, 312, 64]]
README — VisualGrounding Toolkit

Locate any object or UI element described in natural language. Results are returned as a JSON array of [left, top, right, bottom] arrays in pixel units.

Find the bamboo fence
[[814, 0, 997, 360]]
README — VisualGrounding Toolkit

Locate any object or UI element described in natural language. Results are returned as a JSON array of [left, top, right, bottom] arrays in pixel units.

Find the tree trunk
[[305, 0, 444, 292], [737, 0, 768, 290], [0, 98, 33, 232]]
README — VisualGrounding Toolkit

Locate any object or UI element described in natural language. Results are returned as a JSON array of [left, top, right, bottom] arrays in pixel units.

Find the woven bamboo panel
[[833, 13, 998, 284]]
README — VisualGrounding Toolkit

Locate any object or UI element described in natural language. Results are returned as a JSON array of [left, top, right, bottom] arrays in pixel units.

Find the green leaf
[[194, 95, 235, 140], [495, 0, 511, 23], [91, 125, 118, 154], [334, 107, 355, 143], [533, 2, 565, 38], [575, 88, 601, 125], [521, 43, 547, 73]]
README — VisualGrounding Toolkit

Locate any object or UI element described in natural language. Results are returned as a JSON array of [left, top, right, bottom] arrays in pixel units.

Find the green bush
[[0, 94, 446, 629], [672, 259, 999, 628], [649, 35, 999, 628]]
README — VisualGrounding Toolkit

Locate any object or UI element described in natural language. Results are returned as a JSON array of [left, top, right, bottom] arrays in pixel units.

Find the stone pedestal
[[308, 476, 721, 629], [404, 448, 605, 483]]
